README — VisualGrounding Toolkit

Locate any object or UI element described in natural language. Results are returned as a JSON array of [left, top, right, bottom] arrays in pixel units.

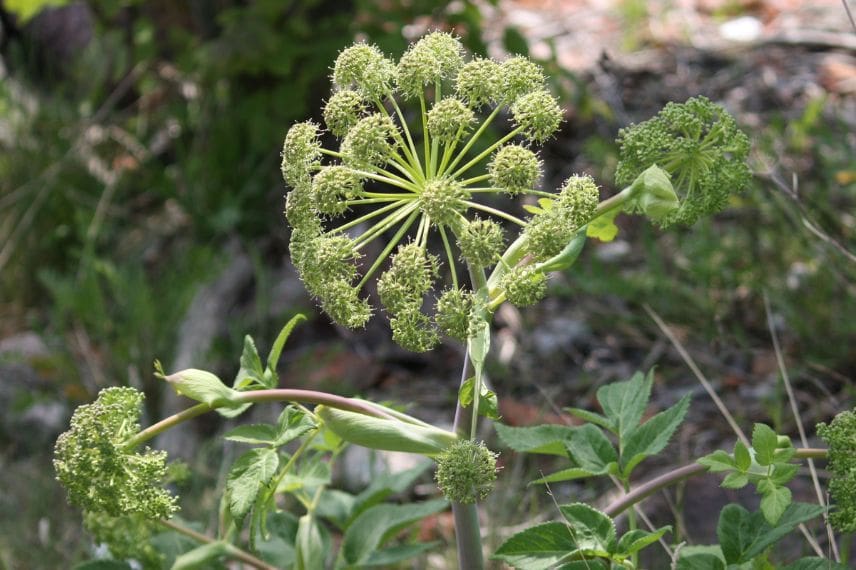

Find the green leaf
[[278, 456, 331, 493], [162, 368, 240, 408], [234, 335, 264, 389], [596, 370, 653, 438], [274, 406, 316, 447], [556, 562, 609, 570], [752, 424, 778, 466], [781, 557, 849, 570], [227, 448, 279, 522], [523, 204, 545, 215], [721, 472, 749, 489], [295, 514, 327, 570], [171, 541, 229, 570], [72, 562, 134, 570], [620, 394, 690, 475], [530, 467, 601, 485], [223, 424, 279, 445], [565, 424, 617, 473], [503, 27, 529, 55], [256, 511, 298, 567], [717, 502, 825, 564], [698, 450, 737, 472], [565, 408, 611, 431], [495, 423, 576, 456], [493, 522, 578, 570], [458, 377, 500, 420], [676, 552, 727, 570], [759, 482, 791, 524], [340, 499, 448, 565], [266, 313, 306, 378], [586, 208, 620, 242], [734, 441, 751, 471], [4, 0, 68, 23], [350, 462, 432, 524], [770, 463, 799, 485], [558, 503, 616, 554], [615, 526, 670, 556], [361, 542, 440, 566], [772, 446, 796, 464]]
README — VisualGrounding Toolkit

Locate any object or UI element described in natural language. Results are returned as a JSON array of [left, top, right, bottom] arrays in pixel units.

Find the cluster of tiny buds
[[280, 31, 603, 351], [435, 439, 499, 504]]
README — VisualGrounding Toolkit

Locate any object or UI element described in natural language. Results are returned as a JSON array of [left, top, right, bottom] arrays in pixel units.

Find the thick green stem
[[158, 519, 277, 570], [604, 448, 828, 518]]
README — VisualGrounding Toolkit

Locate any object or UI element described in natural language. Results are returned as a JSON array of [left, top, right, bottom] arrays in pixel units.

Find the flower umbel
[[817, 409, 856, 532], [53, 387, 178, 519], [435, 439, 499, 504]]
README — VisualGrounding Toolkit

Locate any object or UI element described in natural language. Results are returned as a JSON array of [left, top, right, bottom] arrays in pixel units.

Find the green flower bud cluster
[[280, 33, 593, 349], [524, 175, 599, 261], [615, 96, 750, 227], [435, 439, 499, 504], [817, 409, 856, 532], [499, 265, 547, 307], [53, 387, 178, 519]]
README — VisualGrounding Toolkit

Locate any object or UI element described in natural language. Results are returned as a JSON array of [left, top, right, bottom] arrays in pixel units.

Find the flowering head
[[281, 34, 608, 348], [817, 409, 856, 532], [435, 439, 499, 504], [53, 387, 178, 519]]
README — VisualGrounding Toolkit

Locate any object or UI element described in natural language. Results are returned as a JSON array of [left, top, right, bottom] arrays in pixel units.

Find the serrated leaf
[[721, 472, 749, 489], [227, 448, 279, 523], [596, 370, 652, 438], [495, 423, 576, 456], [341, 500, 448, 565], [733, 441, 751, 471], [565, 408, 611, 431], [556, 561, 609, 570], [278, 456, 331, 493], [458, 377, 499, 420], [223, 424, 278, 445], [752, 424, 778, 466], [171, 541, 229, 570], [266, 313, 306, 378], [760, 484, 791, 524], [274, 406, 316, 447], [773, 446, 796, 464], [698, 450, 736, 472], [717, 502, 825, 564], [73, 562, 134, 570], [256, 511, 298, 567], [615, 526, 670, 556], [586, 208, 620, 242], [566, 424, 617, 473], [234, 335, 264, 389], [350, 462, 432, 524], [493, 521, 578, 570], [675, 552, 727, 570], [770, 463, 798, 485], [530, 467, 602, 485], [559, 503, 616, 554], [620, 394, 690, 475]]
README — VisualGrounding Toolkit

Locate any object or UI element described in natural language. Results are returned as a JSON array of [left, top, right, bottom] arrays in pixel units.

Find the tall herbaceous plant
[[63, 31, 856, 570]]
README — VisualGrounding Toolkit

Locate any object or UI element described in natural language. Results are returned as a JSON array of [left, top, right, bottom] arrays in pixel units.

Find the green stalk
[[443, 103, 504, 176], [386, 95, 426, 179], [158, 519, 277, 570], [449, 126, 523, 180], [462, 201, 526, 227], [438, 225, 459, 289], [332, 200, 409, 234], [346, 169, 419, 193], [353, 200, 419, 251], [372, 97, 423, 178], [356, 209, 420, 288], [419, 93, 431, 174], [429, 82, 441, 178]]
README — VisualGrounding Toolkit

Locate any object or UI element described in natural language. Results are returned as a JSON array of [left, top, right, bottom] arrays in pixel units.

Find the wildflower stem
[[462, 201, 526, 227], [353, 200, 420, 251], [458, 173, 491, 186], [439, 225, 459, 289], [437, 125, 465, 175], [419, 93, 430, 170], [357, 208, 420, 288], [372, 97, 423, 178], [450, 126, 524, 180], [429, 82, 441, 178], [386, 95, 426, 179], [333, 200, 409, 233], [443, 103, 504, 176], [158, 519, 277, 570], [347, 169, 419, 193], [469, 187, 556, 199]]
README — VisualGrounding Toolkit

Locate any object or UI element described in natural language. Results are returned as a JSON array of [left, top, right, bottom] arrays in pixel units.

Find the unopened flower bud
[[489, 144, 541, 195], [281, 121, 322, 187], [333, 43, 395, 98], [341, 114, 398, 167], [323, 90, 366, 137], [391, 307, 439, 352], [435, 439, 498, 504], [511, 89, 563, 143], [312, 166, 364, 216], [456, 58, 503, 108], [435, 288, 474, 340], [428, 97, 475, 143], [558, 174, 600, 228], [419, 178, 470, 226], [319, 279, 372, 329], [500, 265, 547, 307], [457, 218, 504, 267], [397, 31, 464, 99], [500, 56, 545, 101]]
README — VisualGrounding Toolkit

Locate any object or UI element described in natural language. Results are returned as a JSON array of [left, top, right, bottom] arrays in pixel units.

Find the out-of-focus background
[[0, 0, 853, 567]]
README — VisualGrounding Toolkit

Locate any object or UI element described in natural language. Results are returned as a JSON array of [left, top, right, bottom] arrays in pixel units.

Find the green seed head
[[391, 307, 439, 352], [817, 409, 856, 532], [319, 279, 372, 329], [435, 439, 498, 504], [284, 184, 322, 234], [419, 178, 470, 226], [428, 97, 475, 143], [511, 89, 563, 143], [457, 218, 504, 267], [332, 42, 395, 98], [341, 113, 398, 167], [323, 90, 367, 138], [456, 57, 503, 108], [312, 166, 364, 216], [500, 265, 547, 307], [500, 56, 545, 101], [281, 121, 322, 187], [558, 174, 600, 228], [489, 144, 542, 195], [524, 207, 575, 261], [435, 288, 474, 341], [297, 234, 361, 297], [396, 31, 465, 99], [378, 243, 440, 314]]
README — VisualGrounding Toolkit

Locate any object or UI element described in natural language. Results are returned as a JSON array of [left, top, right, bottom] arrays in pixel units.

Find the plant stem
[[450, 351, 485, 570], [158, 519, 277, 570], [603, 448, 828, 518], [127, 390, 397, 449]]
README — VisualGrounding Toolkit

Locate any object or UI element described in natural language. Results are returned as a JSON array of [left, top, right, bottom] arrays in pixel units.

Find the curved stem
[[439, 225, 459, 289], [444, 103, 504, 176], [158, 519, 277, 570], [449, 126, 522, 180], [357, 208, 420, 288], [603, 448, 828, 518], [463, 201, 526, 227], [332, 200, 408, 234], [386, 96, 425, 179]]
